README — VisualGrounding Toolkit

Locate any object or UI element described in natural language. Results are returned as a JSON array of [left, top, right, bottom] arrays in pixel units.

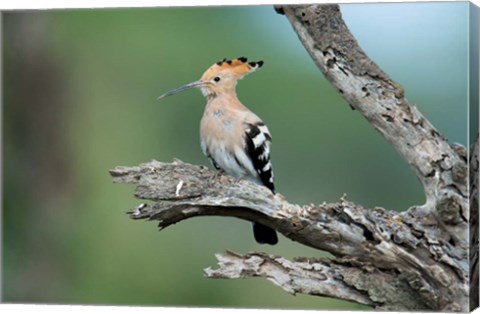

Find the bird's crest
[[201, 57, 264, 81]]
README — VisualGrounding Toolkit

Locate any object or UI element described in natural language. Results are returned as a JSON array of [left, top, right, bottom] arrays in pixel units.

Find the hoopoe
[[158, 57, 278, 245]]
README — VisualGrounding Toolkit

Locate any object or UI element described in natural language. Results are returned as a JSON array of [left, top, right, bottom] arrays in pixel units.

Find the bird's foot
[[210, 169, 226, 181], [235, 175, 245, 183]]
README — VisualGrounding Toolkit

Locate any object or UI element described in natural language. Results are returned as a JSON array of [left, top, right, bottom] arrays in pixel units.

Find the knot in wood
[[290, 217, 304, 230], [437, 196, 464, 225]]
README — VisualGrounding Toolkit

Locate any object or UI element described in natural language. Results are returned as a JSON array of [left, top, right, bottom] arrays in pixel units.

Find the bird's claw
[[210, 169, 226, 181]]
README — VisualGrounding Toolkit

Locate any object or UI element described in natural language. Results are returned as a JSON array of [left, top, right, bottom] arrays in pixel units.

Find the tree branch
[[205, 251, 377, 307], [110, 4, 472, 311], [277, 4, 468, 238], [110, 159, 467, 311], [110, 160, 420, 259], [205, 251, 429, 310]]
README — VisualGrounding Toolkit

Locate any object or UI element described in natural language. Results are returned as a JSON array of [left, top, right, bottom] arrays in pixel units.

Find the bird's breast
[[200, 106, 251, 177], [200, 106, 239, 142]]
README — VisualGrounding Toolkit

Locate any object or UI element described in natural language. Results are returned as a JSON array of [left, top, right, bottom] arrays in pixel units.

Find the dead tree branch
[[204, 251, 424, 310], [110, 4, 473, 311], [277, 5, 469, 230], [110, 157, 467, 311]]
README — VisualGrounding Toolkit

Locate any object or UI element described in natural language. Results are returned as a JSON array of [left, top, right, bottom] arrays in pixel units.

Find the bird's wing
[[243, 122, 275, 193]]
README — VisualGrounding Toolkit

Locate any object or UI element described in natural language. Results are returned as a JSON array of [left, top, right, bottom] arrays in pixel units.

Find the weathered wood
[[470, 135, 479, 311], [110, 4, 473, 311], [205, 250, 433, 310], [110, 157, 468, 311], [275, 4, 470, 310], [278, 4, 468, 235]]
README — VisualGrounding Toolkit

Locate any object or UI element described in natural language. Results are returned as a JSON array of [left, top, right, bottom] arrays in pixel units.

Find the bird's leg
[[233, 174, 248, 185], [207, 157, 225, 181], [210, 170, 245, 186], [210, 168, 226, 181]]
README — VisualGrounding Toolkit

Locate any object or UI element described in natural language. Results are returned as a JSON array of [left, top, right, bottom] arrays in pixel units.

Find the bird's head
[[158, 57, 263, 100]]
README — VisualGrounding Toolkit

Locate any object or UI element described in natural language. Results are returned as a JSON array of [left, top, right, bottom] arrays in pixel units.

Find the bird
[[158, 57, 278, 245]]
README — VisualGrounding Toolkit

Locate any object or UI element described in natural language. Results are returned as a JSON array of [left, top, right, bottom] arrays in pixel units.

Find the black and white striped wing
[[244, 122, 275, 193]]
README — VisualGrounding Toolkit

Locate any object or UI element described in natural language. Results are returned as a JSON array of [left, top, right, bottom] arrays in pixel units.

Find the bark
[[110, 4, 474, 311], [470, 135, 479, 311], [204, 250, 438, 310]]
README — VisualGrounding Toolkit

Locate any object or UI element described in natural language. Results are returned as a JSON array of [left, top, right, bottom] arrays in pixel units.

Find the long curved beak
[[157, 80, 207, 100]]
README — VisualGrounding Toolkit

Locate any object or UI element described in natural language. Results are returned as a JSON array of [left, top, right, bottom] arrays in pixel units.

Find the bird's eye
[[213, 77, 221, 82]]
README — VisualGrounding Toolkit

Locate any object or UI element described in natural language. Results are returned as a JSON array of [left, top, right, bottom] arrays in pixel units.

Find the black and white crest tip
[[245, 122, 275, 193]]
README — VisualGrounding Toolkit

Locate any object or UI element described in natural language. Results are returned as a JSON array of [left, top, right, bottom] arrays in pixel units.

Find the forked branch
[[110, 157, 467, 311]]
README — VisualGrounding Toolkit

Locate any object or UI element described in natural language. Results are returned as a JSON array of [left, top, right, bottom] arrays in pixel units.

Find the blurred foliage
[[3, 2, 468, 310]]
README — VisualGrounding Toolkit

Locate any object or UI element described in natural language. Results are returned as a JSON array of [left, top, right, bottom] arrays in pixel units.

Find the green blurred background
[[2, 2, 468, 310]]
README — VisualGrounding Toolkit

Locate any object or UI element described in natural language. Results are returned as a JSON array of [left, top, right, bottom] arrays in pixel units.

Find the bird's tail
[[252, 222, 278, 245]]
